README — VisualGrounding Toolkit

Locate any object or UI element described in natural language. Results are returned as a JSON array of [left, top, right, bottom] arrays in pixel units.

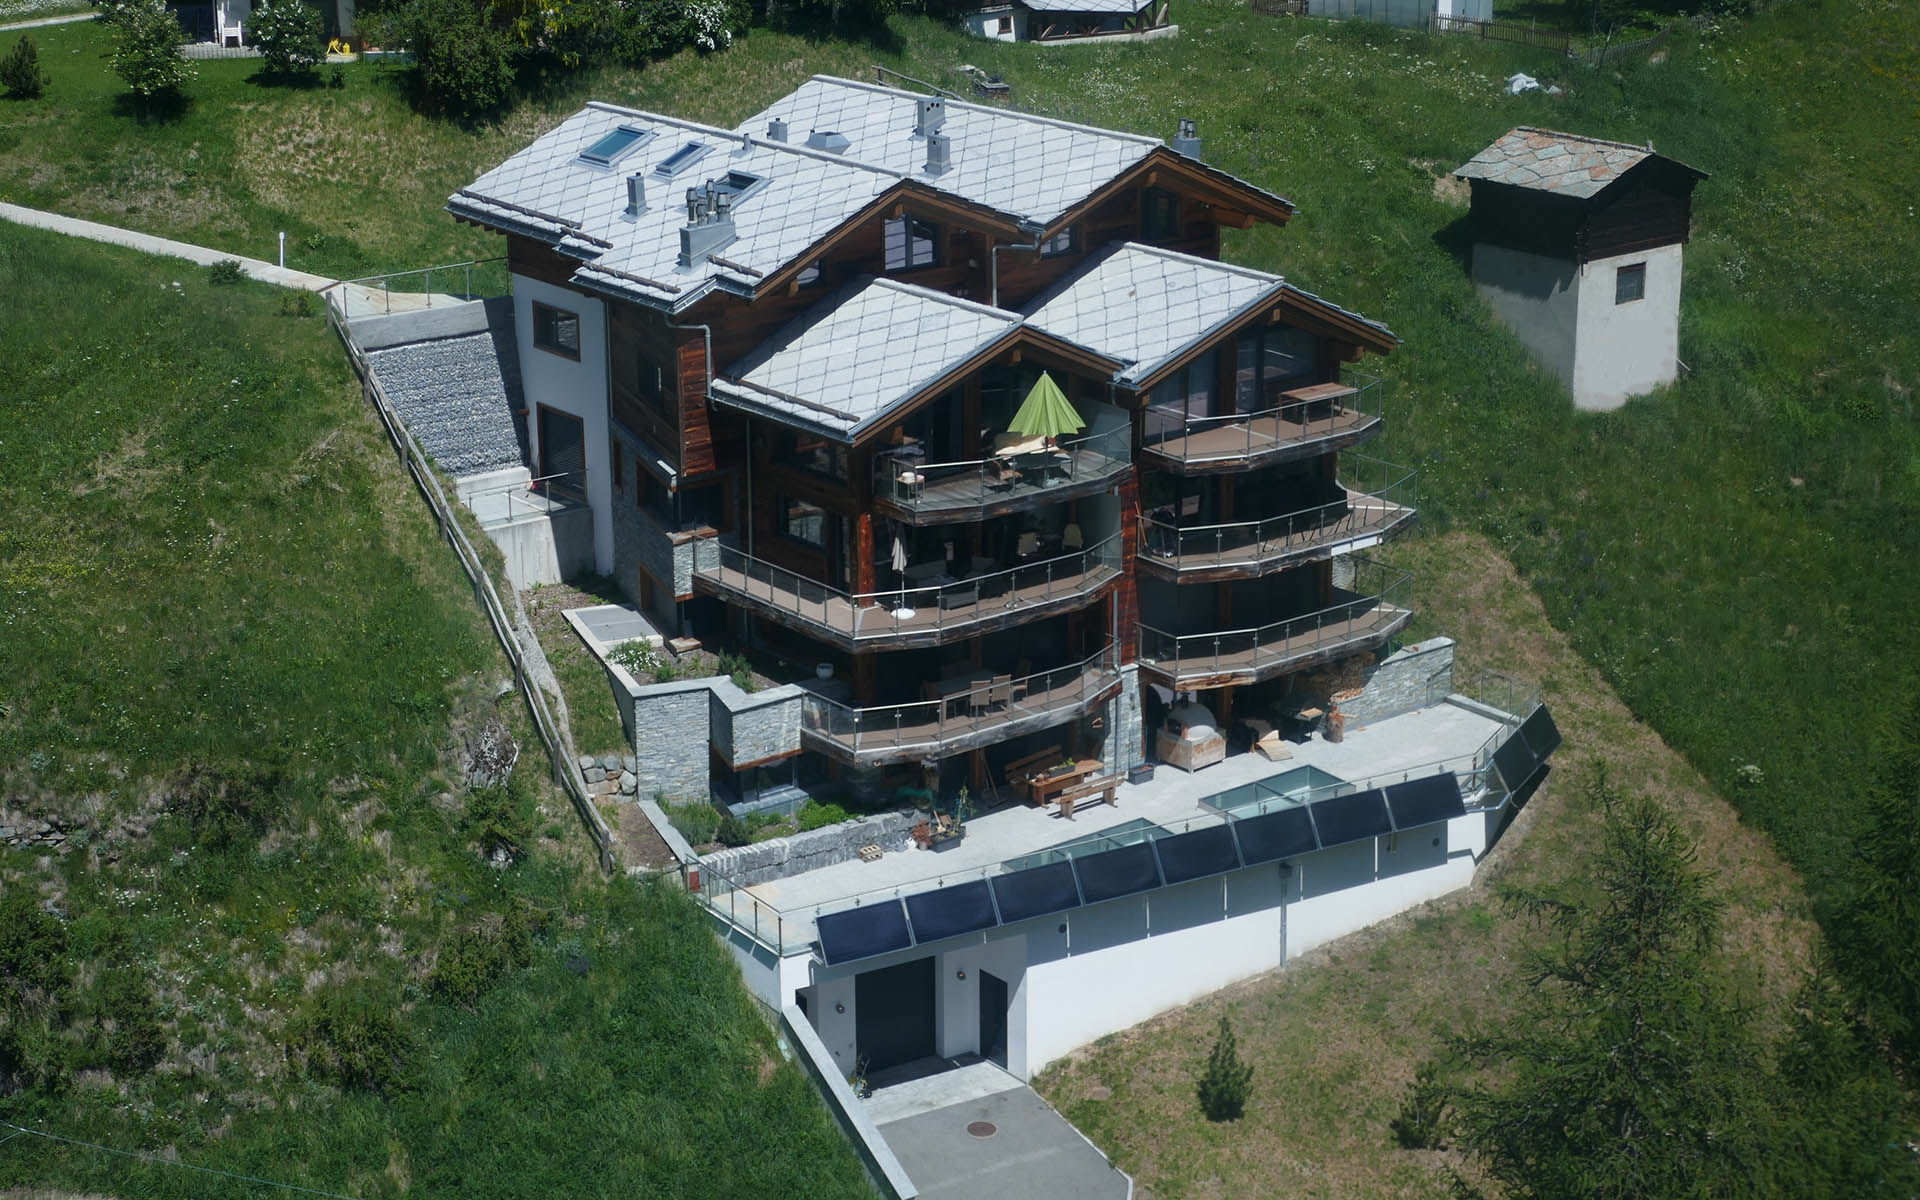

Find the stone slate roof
[[364, 318, 528, 477], [1024, 243, 1395, 384], [1019, 0, 1150, 13], [710, 278, 1021, 441], [1451, 126, 1700, 199], [736, 76, 1161, 230]]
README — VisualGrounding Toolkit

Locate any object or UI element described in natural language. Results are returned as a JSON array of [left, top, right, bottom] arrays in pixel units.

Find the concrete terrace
[[749, 698, 1507, 938]]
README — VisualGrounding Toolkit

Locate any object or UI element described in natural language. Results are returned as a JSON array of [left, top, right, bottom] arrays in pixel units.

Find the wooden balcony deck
[[1138, 494, 1416, 583], [1138, 601, 1413, 688]]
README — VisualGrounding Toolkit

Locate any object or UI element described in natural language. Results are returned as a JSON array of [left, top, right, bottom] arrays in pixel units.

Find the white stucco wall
[[961, 6, 1025, 39], [512, 272, 614, 574], [1471, 242, 1579, 388], [1571, 243, 1683, 411]]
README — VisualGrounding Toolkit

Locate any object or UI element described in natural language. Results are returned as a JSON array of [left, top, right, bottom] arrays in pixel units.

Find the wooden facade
[[1466, 156, 1703, 265]]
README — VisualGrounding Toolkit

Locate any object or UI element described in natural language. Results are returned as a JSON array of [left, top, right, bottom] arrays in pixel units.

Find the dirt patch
[[608, 799, 676, 870]]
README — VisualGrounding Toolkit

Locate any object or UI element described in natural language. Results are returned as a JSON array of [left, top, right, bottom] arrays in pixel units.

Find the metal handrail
[[1137, 562, 1413, 679], [1139, 457, 1416, 571], [338, 257, 509, 316], [872, 424, 1133, 512], [800, 644, 1121, 754], [700, 535, 1123, 639], [1143, 373, 1383, 464]]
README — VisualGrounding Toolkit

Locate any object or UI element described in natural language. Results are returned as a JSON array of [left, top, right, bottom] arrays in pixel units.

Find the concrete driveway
[[868, 1060, 1132, 1200]]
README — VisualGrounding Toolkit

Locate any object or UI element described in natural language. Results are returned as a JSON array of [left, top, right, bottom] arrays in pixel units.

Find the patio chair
[[989, 675, 1012, 710], [968, 686, 994, 718], [1062, 523, 1084, 552]]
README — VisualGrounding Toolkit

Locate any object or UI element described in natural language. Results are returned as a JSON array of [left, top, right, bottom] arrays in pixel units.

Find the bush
[[98, 969, 166, 1072], [288, 986, 412, 1092], [0, 890, 74, 1093], [716, 649, 756, 693], [715, 811, 751, 847], [2, 34, 45, 100], [249, 0, 326, 77], [1196, 1014, 1254, 1121], [664, 798, 720, 844], [207, 259, 246, 286], [462, 781, 533, 864], [385, 0, 516, 119], [109, 0, 192, 99], [428, 912, 535, 1005], [797, 801, 853, 832], [166, 765, 284, 850]]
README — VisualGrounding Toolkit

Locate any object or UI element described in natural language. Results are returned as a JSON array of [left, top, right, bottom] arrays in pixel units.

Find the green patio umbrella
[[1007, 371, 1085, 441]]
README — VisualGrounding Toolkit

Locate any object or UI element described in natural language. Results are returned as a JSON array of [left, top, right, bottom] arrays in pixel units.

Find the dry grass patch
[[1034, 530, 1819, 1199]]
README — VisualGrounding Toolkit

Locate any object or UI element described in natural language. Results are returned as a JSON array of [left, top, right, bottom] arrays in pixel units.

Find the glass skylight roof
[[654, 140, 711, 178], [578, 125, 652, 168]]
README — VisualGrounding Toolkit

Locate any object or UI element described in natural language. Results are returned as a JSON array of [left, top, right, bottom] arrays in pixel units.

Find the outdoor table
[[1028, 759, 1103, 808]]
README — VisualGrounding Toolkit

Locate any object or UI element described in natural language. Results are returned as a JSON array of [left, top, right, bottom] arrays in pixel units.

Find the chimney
[[915, 95, 947, 137], [625, 173, 647, 217], [678, 179, 738, 267], [767, 117, 788, 142], [924, 132, 952, 176], [806, 129, 851, 154], [1172, 117, 1203, 161]]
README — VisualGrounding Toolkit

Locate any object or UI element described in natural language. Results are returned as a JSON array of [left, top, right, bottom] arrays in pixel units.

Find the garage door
[[855, 957, 935, 1074]]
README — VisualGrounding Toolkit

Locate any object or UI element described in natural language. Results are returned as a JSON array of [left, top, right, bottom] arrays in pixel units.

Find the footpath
[[0, 201, 339, 291], [0, 11, 97, 30]]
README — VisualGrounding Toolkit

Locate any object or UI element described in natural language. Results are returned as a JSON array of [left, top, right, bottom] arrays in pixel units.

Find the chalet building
[[449, 76, 1421, 808], [1453, 127, 1708, 411], [959, 0, 1176, 44], [438, 77, 1563, 1085]]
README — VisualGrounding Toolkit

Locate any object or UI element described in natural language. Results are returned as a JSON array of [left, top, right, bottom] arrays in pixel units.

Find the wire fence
[[323, 288, 617, 873]]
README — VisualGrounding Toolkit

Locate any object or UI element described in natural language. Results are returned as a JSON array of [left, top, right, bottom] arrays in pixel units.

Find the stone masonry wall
[[710, 680, 807, 768], [1108, 663, 1147, 773], [619, 675, 717, 800], [1341, 637, 1455, 728], [698, 810, 922, 887]]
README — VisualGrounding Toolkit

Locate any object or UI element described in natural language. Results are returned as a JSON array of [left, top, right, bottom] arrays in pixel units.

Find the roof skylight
[[712, 170, 769, 202], [654, 141, 712, 178], [578, 125, 653, 168]]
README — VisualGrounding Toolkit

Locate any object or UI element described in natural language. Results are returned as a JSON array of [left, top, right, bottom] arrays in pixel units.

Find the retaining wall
[[700, 810, 921, 886]]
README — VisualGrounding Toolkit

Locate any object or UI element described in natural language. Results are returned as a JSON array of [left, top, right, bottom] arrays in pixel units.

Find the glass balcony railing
[[1138, 456, 1416, 576], [1137, 561, 1413, 684], [872, 424, 1133, 519], [1142, 375, 1383, 469]]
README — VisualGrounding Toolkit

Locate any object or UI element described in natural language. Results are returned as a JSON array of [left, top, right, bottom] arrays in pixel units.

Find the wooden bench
[[1054, 774, 1120, 821], [1004, 745, 1064, 802]]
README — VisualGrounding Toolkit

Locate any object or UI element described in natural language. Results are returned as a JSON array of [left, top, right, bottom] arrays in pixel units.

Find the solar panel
[[1308, 789, 1393, 849], [815, 900, 912, 966], [1153, 824, 1241, 885], [1384, 772, 1465, 830], [1491, 731, 1538, 791], [904, 879, 999, 945], [1231, 805, 1318, 864], [1073, 840, 1163, 904], [1519, 705, 1563, 760], [990, 861, 1083, 923]]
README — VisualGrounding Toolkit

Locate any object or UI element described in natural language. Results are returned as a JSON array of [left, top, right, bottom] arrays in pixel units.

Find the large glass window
[[1143, 350, 1217, 443], [532, 302, 581, 360], [1234, 326, 1318, 411], [885, 216, 940, 271], [780, 496, 827, 548]]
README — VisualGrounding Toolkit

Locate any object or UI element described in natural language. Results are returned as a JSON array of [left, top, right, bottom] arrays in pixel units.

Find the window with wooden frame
[[775, 429, 849, 481], [1615, 262, 1647, 304], [796, 259, 825, 288], [1140, 187, 1180, 241], [779, 495, 828, 548], [884, 215, 940, 272], [531, 301, 581, 359], [1040, 224, 1079, 258]]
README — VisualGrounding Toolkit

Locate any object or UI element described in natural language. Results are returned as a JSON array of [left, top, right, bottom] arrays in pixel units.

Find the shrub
[[612, 639, 682, 683], [278, 290, 315, 318], [715, 812, 751, 847], [664, 799, 720, 845], [428, 913, 534, 1005], [207, 259, 246, 286], [1, 890, 74, 1093], [2, 34, 45, 99], [166, 765, 284, 850], [288, 986, 412, 1092], [1196, 1014, 1253, 1121], [1390, 1058, 1451, 1149], [109, 0, 192, 99], [98, 969, 166, 1072], [716, 649, 755, 693], [385, 0, 516, 119], [797, 801, 853, 832], [462, 781, 533, 864], [249, 0, 326, 77]]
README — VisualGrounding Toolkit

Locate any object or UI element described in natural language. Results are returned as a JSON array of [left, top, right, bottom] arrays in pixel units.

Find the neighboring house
[[1453, 127, 1708, 411], [168, 0, 354, 44], [960, 0, 1175, 43], [450, 78, 1560, 1081], [1306, 0, 1487, 31]]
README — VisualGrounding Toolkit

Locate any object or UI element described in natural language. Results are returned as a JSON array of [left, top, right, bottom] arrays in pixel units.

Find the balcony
[[693, 537, 1123, 651], [1137, 457, 1417, 583], [799, 646, 1123, 765], [873, 425, 1133, 524], [1137, 562, 1413, 687], [1142, 375, 1383, 474]]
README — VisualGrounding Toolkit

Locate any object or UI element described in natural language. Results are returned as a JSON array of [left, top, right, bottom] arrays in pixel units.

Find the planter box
[[1127, 763, 1156, 785]]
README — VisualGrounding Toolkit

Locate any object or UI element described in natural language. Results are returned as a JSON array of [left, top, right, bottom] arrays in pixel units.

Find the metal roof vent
[[806, 129, 851, 154], [924, 132, 952, 176], [915, 95, 947, 137], [1172, 118, 1203, 161], [679, 180, 738, 268], [767, 117, 788, 142], [625, 173, 647, 217]]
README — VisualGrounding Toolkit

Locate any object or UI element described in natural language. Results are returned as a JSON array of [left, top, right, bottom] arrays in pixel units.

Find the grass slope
[[0, 224, 869, 1200]]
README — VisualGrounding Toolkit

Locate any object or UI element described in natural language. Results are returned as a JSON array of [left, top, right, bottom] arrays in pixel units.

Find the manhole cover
[[966, 1121, 997, 1139]]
